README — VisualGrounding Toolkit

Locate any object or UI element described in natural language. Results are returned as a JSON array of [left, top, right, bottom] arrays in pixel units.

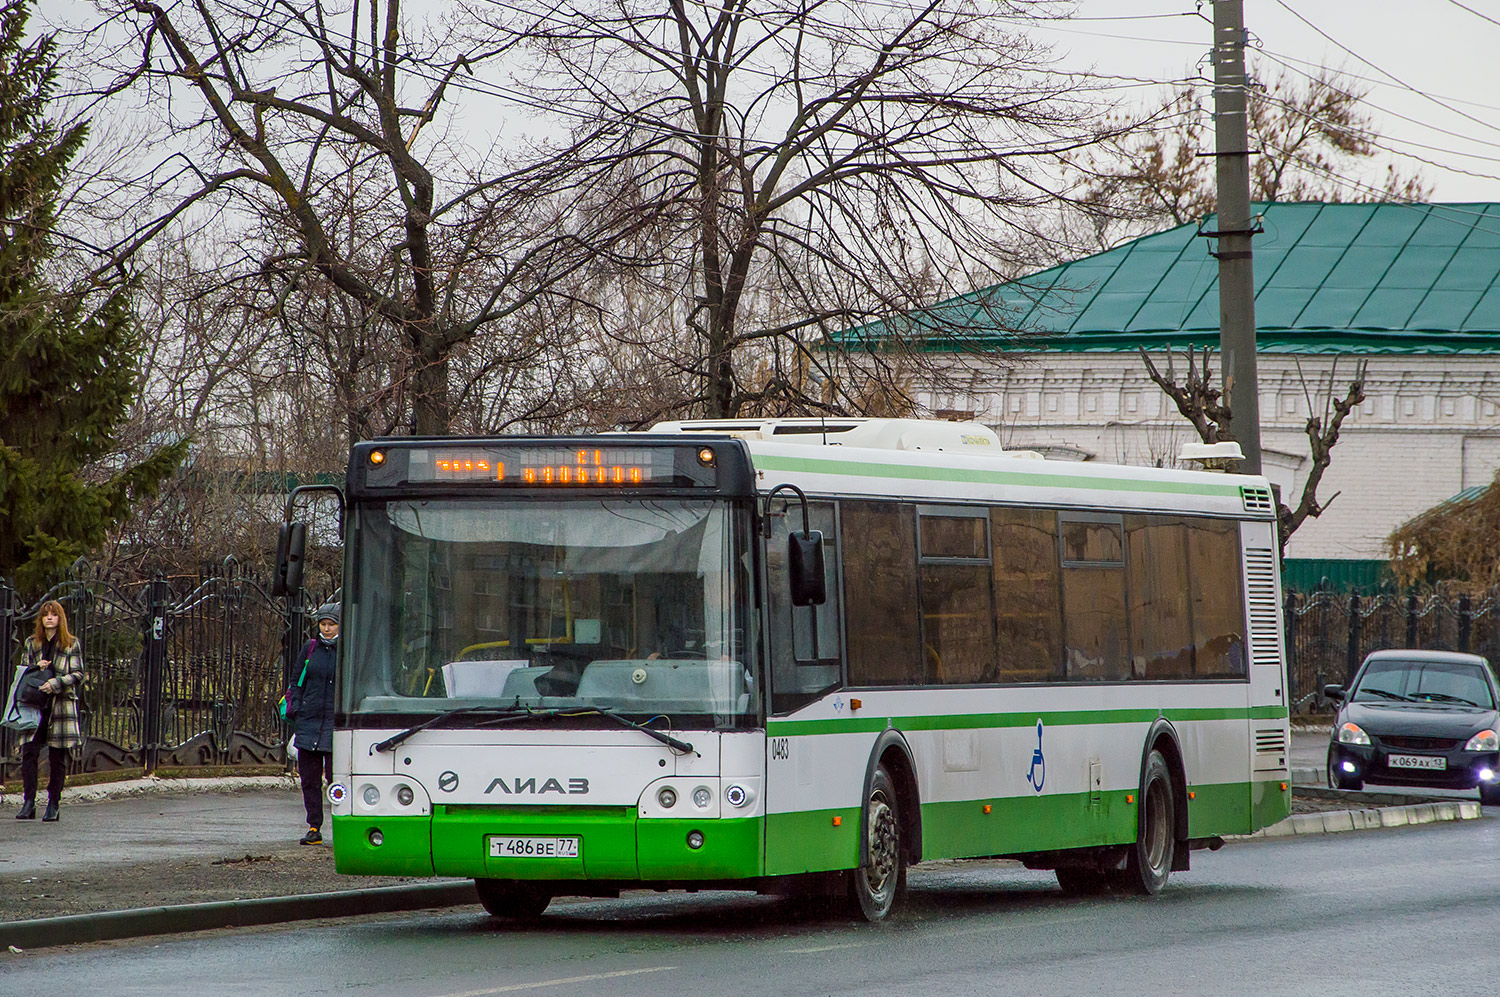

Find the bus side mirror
[[1323, 684, 1345, 701], [272, 521, 308, 597], [789, 531, 826, 607]]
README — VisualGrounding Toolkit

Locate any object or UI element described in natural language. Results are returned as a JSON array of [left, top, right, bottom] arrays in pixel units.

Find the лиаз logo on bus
[[484, 776, 591, 795]]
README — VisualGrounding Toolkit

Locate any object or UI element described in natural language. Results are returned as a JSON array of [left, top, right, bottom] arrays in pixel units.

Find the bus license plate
[[489, 836, 580, 858], [1388, 754, 1446, 771]]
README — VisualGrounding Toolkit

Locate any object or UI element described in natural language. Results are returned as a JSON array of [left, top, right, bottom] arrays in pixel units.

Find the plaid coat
[[22, 635, 84, 751]]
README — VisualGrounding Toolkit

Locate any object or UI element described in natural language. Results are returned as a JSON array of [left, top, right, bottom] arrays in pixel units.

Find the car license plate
[[1388, 753, 1446, 771], [488, 836, 580, 858]]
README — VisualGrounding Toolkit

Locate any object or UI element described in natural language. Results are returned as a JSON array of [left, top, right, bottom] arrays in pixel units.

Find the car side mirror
[[1323, 684, 1345, 702]]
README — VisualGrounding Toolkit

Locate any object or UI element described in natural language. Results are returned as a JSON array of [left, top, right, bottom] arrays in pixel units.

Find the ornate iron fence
[[1, 558, 335, 781], [1285, 589, 1500, 713]]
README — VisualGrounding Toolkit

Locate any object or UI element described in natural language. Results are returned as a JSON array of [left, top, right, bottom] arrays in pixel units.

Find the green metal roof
[[877, 202, 1500, 354]]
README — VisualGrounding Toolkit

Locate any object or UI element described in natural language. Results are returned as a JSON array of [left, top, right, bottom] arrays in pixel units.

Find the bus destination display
[[405, 445, 682, 486]]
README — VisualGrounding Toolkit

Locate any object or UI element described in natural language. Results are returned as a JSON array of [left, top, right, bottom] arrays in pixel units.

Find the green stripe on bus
[[767, 704, 1287, 737], [762, 779, 1268, 871], [751, 453, 1243, 498]]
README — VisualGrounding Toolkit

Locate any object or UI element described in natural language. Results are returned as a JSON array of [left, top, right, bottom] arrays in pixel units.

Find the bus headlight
[[395, 784, 415, 807], [692, 786, 712, 809], [362, 784, 381, 807], [369, 828, 384, 846], [328, 783, 347, 804], [657, 787, 678, 808], [724, 784, 749, 807]]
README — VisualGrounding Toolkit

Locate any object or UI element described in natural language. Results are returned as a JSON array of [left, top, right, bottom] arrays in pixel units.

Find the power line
[[1443, 0, 1500, 29], [1270, 0, 1500, 139]]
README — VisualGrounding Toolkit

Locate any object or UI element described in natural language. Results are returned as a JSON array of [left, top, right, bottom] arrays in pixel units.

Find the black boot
[[41, 802, 58, 822], [15, 799, 35, 820]]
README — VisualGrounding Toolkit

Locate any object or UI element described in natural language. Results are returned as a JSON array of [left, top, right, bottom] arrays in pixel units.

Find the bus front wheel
[[847, 764, 906, 921], [474, 879, 552, 920], [1112, 749, 1175, 896]]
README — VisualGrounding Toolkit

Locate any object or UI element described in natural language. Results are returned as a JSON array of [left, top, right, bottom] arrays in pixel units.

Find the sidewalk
[[0, 730, 1483, 950], [0, 777, 476, 948]]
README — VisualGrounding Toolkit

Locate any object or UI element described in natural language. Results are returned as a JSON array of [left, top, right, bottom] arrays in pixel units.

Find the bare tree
[[71, 0, 625, 434], [1073, 64, 1431, 249], [471, 0, 1111, 420], [1142, 346, 1366, 550]]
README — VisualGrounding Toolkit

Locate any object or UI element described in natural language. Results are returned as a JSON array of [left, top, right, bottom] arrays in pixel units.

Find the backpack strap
[[297, 639, 316, 688]]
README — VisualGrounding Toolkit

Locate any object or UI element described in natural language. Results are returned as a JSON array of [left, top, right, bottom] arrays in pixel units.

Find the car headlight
[[1338, 722, 1370, 746], [1466, 729, 1499, 752]]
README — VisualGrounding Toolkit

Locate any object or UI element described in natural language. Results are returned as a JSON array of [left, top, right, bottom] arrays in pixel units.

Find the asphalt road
[[6, 813, 1497, 997]]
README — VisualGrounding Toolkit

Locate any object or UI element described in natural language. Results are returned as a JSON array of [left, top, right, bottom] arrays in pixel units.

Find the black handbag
[[16, 667, 54, 708]]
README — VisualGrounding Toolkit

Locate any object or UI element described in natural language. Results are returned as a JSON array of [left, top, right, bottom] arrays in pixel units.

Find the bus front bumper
[[333, 806, 764, 881]]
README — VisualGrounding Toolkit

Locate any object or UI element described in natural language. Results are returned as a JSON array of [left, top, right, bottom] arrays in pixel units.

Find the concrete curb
[[0, 880, 478, 952], [1232, 797, 1482, 840], [0, 775, 299, 805]]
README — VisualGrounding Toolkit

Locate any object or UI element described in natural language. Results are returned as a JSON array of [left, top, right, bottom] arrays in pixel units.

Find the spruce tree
[[0, 0, 185, 591]]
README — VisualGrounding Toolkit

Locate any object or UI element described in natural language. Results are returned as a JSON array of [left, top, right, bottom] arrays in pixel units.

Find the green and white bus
[[312, 418, 1290, 921]]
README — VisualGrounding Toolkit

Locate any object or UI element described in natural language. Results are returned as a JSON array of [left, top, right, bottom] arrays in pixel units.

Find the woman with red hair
[[14, 601, 85, 821]]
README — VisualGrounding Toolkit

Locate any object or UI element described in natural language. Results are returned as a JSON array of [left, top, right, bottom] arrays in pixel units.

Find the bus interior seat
[[575, 659, 749, 710]]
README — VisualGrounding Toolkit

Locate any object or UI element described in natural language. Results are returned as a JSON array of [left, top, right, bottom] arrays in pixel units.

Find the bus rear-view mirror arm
[[763, 482, 826, 607], [273, 484, 347, 597]]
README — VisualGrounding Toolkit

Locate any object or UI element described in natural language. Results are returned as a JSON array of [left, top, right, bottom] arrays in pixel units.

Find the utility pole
[[1211, 0, 1262, 475]]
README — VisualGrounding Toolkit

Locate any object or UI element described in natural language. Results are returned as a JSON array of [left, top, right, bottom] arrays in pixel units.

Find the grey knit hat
[[314, 602, 341, 625]]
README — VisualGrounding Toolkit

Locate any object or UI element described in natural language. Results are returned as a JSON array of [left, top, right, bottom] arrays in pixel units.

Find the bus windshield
[[344, 497, 755, 725]]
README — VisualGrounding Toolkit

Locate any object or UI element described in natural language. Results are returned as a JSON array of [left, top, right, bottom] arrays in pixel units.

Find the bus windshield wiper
[[372, 706, 532, 754], [477, 706, 696, 755]]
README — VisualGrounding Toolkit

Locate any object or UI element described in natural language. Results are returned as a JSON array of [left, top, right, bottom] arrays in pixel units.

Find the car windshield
[[343, 497, 756, 725], [1351, 658, 1495, 708]]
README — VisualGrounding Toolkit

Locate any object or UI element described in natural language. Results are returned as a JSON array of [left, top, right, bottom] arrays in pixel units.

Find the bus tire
[[474, 879, 552, 920], [847, 764, 906, 921], [1114, 750, 1175, 896]]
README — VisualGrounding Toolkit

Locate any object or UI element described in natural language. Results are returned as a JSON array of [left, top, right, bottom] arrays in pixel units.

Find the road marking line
[[783, 942, 871, 954], [435, 966, 676, 995]]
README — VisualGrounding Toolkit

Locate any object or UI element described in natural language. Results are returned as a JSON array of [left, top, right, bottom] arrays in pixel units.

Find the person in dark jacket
[[289, 602, 339, 844]]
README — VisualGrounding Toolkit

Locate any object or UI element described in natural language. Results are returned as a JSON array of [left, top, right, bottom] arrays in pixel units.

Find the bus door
[[762, 499, 845, 877]]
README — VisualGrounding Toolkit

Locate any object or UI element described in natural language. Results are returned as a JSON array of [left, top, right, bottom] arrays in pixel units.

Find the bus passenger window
[[918, 510, 996, 684], [1060, 514, 1129, 682], [1190, 520, 1247, 678], [991, 508, 1063, 682], [1125, 516, 1194, 681], [844, 501, 922, 686]]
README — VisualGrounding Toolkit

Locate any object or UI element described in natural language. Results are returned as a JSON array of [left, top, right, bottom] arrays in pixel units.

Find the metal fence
[[1285, 589, 1500, 714], [1, 558, 335, 782]]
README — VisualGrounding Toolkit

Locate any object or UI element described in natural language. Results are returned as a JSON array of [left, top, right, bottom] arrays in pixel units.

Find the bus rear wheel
[[847, 764, 906, 921], [1112, 750, 1175, 896], [474, 879, 552, 920]]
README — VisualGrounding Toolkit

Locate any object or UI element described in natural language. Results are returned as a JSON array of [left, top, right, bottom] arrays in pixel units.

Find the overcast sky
[[1040, 0, 1499, 203], [39, 0, 1499, 205]]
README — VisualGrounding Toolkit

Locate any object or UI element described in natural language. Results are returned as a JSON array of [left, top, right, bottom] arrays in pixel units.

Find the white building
[[899, 202, 1500, 576]]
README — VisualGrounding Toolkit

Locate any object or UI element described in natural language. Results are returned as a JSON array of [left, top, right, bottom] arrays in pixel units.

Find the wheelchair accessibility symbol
[[1025, 719, 1045, 792]]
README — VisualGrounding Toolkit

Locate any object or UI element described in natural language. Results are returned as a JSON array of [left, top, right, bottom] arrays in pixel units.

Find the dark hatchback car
[[1325, 649, 1500, 805]]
